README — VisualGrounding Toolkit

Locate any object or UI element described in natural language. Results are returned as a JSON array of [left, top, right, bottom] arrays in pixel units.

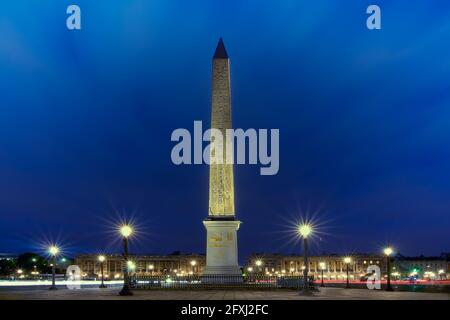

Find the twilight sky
[[0, 1, 449, 260]]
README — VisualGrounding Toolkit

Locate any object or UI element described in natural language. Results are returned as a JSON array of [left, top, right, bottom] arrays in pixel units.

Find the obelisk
[[202, 39, 242, 279]]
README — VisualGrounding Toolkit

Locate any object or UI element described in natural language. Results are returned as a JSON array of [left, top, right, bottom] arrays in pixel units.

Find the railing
[[131, 274, 314, 289]]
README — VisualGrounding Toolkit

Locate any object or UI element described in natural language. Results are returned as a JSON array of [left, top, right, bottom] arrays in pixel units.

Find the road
[[0, 286, 448, 300]]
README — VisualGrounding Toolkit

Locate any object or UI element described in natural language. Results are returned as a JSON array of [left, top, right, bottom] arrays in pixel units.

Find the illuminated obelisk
[[202, 38, 242, 279]]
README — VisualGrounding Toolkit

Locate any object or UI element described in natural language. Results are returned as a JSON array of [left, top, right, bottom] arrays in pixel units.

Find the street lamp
[[298, 223, 313, 295], [98, 255, 107, 288], [190, 260, 197, 274], [119, 224, 133, 296], [383, 247, 394, 291], [148, 264, 154, 276], [343, 257, 352, 289], [127, 261, 136, 272], [255, 259, 263, 273], [319, 262, 326, 287], [48, 245, 59, 290]]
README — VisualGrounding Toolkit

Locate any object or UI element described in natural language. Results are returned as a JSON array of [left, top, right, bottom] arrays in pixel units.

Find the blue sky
[[0, 1, 449, 259]]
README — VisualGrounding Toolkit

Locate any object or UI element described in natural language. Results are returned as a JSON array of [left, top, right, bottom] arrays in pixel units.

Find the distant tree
[[0, 259, 16, 276], [16, 252, 47, 273]]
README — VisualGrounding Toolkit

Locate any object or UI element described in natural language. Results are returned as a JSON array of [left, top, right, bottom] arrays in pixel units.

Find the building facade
[[244, 253, 449, 280], [74, 252, 449, 280], [74, 253, 206, 279], [392, 253, 449, 279], [245, 254, 385, 280]]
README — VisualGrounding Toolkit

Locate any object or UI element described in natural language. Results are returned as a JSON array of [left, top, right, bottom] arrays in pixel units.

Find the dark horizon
[[1, 1, 450, 260]]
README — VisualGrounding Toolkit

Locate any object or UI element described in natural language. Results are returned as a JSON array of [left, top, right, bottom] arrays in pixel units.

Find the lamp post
[[127, 261, 136, 274], [255, 259, 263, 274], [343, 257, 352, 289], [48, 246, 59, 290], [149, 264, 154, 276], [190, 260, 197, 275], [98, 255, 107, 288], [298, 223, 313, 295], [319, 262, 326, 287], [119, 224, 133, 296], [383, 247, 394, 291]]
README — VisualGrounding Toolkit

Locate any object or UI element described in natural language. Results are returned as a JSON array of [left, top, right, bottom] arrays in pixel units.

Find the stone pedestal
[[202, 219, 242, 279]]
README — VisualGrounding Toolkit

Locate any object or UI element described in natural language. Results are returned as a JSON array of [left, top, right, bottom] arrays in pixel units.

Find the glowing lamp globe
[[343, 257, 352, 264], [49, 246, 59, 256], [298, 224, 313, 238], [383, 247, 393, 256], [127, 261, 136, 270], [120, 225, 133, 238], [98, 255, 106, 263]]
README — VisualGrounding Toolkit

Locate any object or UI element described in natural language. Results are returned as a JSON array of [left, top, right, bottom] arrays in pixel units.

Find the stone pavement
[[0, 287, 448, 300]]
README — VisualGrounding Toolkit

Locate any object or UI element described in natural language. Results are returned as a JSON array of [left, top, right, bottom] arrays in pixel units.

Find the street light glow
[[127, 261, 136, 270], [319, 262, 326, 270], [49, 246, 59, 256], [255, 259, 262, 267], [120, 225, 133, 238], [343, 257, 352, 264], [190, 260, 197, 266], [383, 247, 393, 256], [298, 223, 313, 238], [98, 255, 106, 262]]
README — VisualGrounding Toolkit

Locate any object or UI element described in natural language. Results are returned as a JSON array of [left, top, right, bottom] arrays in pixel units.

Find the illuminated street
[[0, 286, 448, 300]]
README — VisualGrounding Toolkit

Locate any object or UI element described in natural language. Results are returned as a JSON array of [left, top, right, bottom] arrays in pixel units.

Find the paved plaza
[[0, 286, 448, 300]]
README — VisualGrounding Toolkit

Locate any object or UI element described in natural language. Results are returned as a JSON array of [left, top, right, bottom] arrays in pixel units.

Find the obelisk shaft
[[203, 39, 242, 279], [208, 38, 235, 217]]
